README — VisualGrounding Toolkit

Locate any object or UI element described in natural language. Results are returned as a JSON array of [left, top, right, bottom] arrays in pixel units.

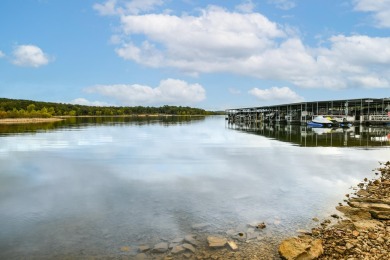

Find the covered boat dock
[[226, 98, 390, 125]]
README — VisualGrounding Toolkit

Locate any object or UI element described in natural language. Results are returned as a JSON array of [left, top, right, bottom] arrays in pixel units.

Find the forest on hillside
[[0, 98, 222, 118]]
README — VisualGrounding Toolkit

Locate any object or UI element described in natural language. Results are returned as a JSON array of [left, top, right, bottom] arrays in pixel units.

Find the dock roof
[[226, 97, 390, 111]]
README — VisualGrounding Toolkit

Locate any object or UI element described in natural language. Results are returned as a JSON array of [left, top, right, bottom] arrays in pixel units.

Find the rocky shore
[[125, 162, 389, 260], [279, 161, 390, 260]]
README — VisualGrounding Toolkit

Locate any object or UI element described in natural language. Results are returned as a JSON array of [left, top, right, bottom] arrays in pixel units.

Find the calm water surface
[[0, 116, 389, 258]]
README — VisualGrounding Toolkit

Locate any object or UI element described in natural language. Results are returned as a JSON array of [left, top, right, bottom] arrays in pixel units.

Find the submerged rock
[[138, 245, 150, 252], [120, 246, 131, 252], [227, 241, 238, 251], [152, 242, 169, 253], [135, 253, 148, 260], [171, 245, 185, 254], [207, 236, 227, 248], [171, 237, 184, 243], [182, 243, 196, 253], [184, 234, 198, 246], [191, 223, 209, 230]]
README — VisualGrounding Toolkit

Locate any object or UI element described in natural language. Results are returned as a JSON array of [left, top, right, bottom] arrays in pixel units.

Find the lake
[[0, 116, 389, 258]]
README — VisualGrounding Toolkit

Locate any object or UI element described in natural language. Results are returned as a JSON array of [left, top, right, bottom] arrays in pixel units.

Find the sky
[[0, 0, 390, 110]]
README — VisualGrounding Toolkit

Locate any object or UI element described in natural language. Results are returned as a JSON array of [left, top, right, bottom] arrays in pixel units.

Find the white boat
[[307, 116, 334, 127]]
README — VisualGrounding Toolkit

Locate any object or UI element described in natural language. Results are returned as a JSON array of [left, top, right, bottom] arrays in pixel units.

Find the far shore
[[57, 114, 210, 118], [0, 114, 211, 124], [0, 118, 65, 124]]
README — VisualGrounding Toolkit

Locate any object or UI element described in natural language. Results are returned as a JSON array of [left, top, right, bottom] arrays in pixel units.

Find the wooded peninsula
[[0, 98, 222, 118]]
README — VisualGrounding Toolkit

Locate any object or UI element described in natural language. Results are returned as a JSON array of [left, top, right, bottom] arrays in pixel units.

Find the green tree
[[27, 104, 36, 113]]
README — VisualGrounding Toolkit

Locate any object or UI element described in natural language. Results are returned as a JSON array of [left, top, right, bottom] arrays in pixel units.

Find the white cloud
[[307, 35, 390, 88], [93, 0, 118, 15], [0, 50, 4, 58], [71, 98, 111, 106], [249, 86, 304, 103], [268, 0, 296, 10], [354, 0, 390, 28], [235, 0, 255, 13], [11, 45, 50, 68], [93, 0, 164, 15], [103, 5, 390, 90], [117, 6, 285, 71], [85, 78, 206, 105]]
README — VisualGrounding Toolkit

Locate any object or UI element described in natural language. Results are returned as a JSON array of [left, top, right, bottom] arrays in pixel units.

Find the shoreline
[[279, 161, 390, 259], [122, 162, 390, 260], [0, 117, 65, 124], [0, 114, 211, 124]]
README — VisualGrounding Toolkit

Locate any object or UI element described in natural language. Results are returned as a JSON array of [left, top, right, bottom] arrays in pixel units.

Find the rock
[[367, 232, 378, 240], [227, 241, 238, 251], [191, 223, 209, 230], [256, 222, 266, 229], [352, 219, 383, 231], [120, 246, 131, 252], [348, 201, 390, 211], [207, 236, 227, 248], [232, 231, 247, 241], [297, 229, 311, 235], [356, 189, 369, 197], [226, 229, 236, 237], [278, 237, 323, 260], [171, 237, 184, 243], [168, 243, 179, 249], [336, 206, 372, 221], [184, 235, 198, 246], [247, 227, 255, 233], [135, 253, 147, 260], [335, 246, 346, 254], [332, 219, 355, 230], [138, 245, 150, 252], [349, 197, 390, 205], [183, 243, 196, 253], [246, 231, 258, 240], [312, 217, 319, 222], [346, 242, 354, 250], [369, 210, 390, 220], [171, 245, 185, 254], [153, 242, 169, 253]]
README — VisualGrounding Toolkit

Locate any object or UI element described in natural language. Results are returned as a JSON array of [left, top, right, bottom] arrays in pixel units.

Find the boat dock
[[226, 98, 390, 125]]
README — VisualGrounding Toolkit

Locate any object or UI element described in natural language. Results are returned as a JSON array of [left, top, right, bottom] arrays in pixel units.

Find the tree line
[[0, 98, 222, 118]]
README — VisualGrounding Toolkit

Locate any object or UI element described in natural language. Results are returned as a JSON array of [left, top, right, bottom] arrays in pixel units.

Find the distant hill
[[0, 98, 224, 118]]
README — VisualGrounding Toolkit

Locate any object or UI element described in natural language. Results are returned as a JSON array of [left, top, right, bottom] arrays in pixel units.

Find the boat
[[307, 116, 334, 127], [329, 115, 355, 127]]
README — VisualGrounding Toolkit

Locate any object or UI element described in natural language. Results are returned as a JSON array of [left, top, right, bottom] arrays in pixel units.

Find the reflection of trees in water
[[227, 123, 390, 147], [0, 116, 207, 135], [0, 122, 61, 135]]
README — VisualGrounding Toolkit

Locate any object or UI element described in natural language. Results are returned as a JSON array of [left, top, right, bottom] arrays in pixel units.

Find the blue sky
[[0, 0, 389, 110]]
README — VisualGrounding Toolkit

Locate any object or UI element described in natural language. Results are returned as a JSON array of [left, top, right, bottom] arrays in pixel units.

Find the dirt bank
[[0, 118, 64, 124]]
